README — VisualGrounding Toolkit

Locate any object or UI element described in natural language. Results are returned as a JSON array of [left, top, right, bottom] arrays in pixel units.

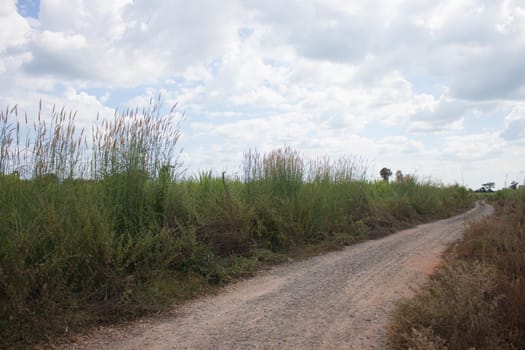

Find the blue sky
[[1, 0, 525, 188]]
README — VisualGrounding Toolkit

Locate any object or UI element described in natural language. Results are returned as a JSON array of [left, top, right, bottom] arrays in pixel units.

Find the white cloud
[[441, 132, 505, 161], [0, 1, 31, 52], [408, 96, 468, 133], [15, 0, 243, 87], [501, 104, 525, 141], [1, 0, 524, 188]]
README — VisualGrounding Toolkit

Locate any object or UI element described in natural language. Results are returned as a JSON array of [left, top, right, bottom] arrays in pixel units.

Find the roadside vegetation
[[0, 103, 473, 348], [388, 188, 525, 349]]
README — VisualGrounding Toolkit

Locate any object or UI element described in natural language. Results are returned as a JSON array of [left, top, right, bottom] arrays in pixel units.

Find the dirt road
[[60, 201, 493, 350]]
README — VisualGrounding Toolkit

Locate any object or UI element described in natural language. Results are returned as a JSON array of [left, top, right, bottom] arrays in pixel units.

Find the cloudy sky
[[2, 0, 525, 188]]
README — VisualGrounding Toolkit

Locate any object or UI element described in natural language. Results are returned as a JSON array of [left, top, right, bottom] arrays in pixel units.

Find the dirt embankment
[[52, 201, 493, 350]]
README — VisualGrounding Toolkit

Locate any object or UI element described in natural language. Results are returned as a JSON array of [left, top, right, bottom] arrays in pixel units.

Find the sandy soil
[[53, 201, 493, 350]]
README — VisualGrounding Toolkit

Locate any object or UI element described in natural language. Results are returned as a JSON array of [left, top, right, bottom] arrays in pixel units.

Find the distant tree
[[380, 167, 392, 182], [395, 170, 403, 182], [510, 180, 518, 190]]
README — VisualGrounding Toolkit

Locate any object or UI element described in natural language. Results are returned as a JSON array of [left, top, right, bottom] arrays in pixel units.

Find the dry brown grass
[[388, 193, 525, 350]]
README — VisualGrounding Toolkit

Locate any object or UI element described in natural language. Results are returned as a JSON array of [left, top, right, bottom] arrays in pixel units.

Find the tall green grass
[[0, 103, 473, 347]]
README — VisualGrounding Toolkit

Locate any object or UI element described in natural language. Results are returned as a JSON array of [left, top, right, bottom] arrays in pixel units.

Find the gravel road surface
[[58, 201, 493, 350]]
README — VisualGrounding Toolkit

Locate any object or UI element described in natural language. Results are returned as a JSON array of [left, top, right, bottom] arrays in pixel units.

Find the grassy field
[[388, 188, 525, 349], [0, 103, 473, 347]]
